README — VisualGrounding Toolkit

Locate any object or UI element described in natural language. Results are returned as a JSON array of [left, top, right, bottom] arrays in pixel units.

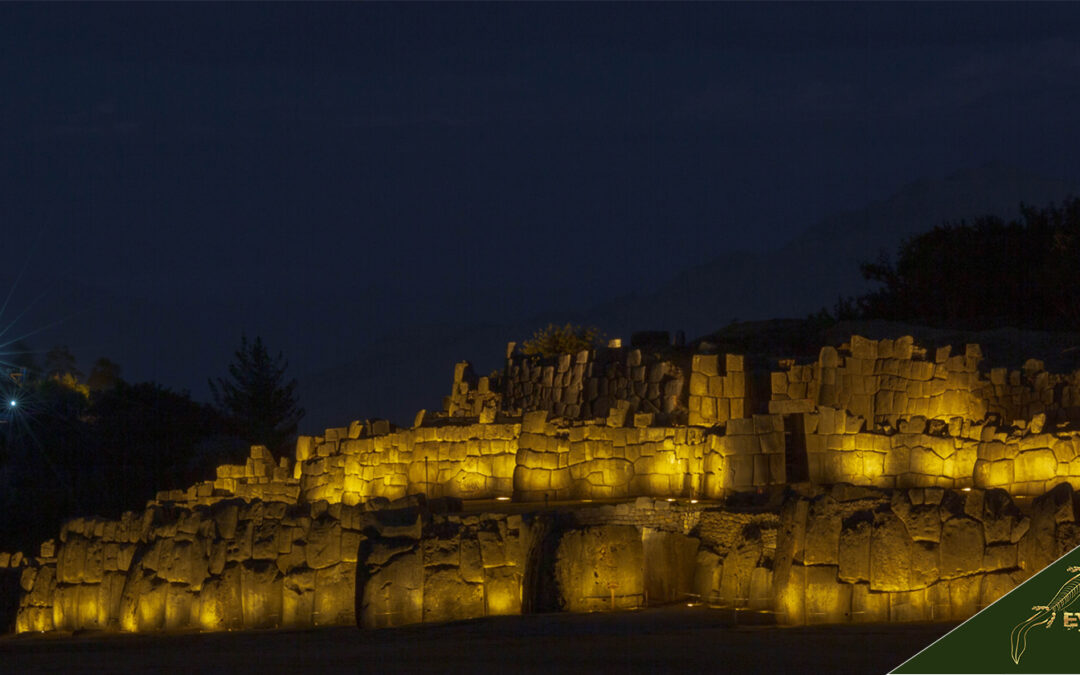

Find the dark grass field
[[0, 606, 954, 674]]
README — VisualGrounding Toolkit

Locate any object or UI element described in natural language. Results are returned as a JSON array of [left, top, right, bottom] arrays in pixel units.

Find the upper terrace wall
[[769, 335, 1080, 427], [444, 340, 757, 427], [767, 336, 1080, 495], [297, 410, 788, 504], [154, 334, 1080, 513]]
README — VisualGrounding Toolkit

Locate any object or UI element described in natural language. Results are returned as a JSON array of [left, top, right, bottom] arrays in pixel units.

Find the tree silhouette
[[520, 323, 603, 358], [87, 357, 123, 392], [209, 335, 304, 455], [44, 345, 81, 379], [846, 198, 1080, 331]]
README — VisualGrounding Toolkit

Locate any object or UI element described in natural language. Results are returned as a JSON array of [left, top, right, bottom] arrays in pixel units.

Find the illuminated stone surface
[[17, 334, 1080, 634], [554, 525, 644, 612]]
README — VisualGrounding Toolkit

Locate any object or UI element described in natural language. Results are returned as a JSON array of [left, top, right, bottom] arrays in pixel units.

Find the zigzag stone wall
[[12, 333, 1080, 635]]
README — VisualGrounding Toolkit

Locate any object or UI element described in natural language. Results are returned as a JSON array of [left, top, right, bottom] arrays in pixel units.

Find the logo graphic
[[892, 545, 1080, 673], [1010, 566, 1080, 664]]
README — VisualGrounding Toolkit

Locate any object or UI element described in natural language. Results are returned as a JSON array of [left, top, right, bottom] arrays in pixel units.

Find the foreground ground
[[0, 606, 954, 674]]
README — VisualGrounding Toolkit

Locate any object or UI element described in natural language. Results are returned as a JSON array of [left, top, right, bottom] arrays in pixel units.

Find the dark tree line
[[836, 198, 1080, 331], [0, 335, 303, 553]]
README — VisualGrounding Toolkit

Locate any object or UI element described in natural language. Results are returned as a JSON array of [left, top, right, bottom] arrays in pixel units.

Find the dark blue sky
[[3, 3, 1080, 418]]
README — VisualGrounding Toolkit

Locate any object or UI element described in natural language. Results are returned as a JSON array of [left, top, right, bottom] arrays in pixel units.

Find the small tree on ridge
[[209, 335, 305, 455]]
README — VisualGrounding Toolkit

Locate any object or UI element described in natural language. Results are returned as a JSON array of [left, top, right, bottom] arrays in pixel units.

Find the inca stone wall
[[14, 333, 1080, 635], [295, 410, 787, 505], [14, 490, 713, 634], [15, 495, 362, 634], [767, 482, 1080, 625], [688, 353, 751, 427], [768, 336, 1080, 495], [446, 343, 729, 426]]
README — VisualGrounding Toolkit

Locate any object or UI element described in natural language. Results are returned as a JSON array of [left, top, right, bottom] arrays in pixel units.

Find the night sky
[[3, 3, 1080, 429]]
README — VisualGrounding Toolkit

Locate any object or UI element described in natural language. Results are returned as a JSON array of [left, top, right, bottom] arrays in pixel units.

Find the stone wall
[[15, 491, 714, 634], [765, 482, 1079, 625], [153, 445, 299, 505], [688, 353, 752, 427], [767, 336, 1080, 494], [294, 410, 788, 505], [358, 498, 707, 628], [448, 344, 694, 425], [15, 494, 363, 634], [16, 332, 1080, 635]]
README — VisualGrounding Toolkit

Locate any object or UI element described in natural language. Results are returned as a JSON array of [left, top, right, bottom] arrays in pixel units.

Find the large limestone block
[[718, 541, 764, 608], [130, 572, 168, 632], [869, 513, 912, 592], [555, 525, 644, 612], [359, 548, 423, 628], [477, 531, 506, 569], [805, 565, 850, 624], [281, 568, 316, 628], [423, 567, 484, 624], [889, 588, 927, 622], [26, 565, 56, 608], [774, 564, 806, 625], [56, 535, 87, 584], [306, 519, 343, 570], [900, 505, 942, 543], [196, 563, 244, 631], [802, 497, 842, 566], [948, 574, 981, 619], [982, 543, 1017, 571], [979, 571, 1020, 609], [692, 550, 721, 603], [226, 520, 254, 562], [483, 566, 522, 616], [909, 541, 939, 589], [164, 582, 195, 631], [460, 537, 484, 584], [240, 559, 282, 628], [909, 447, 943, 476], [748, 567, 773, 611], [50, 584, 76, 631], [424, 532, 461, 568], [938, 517, 984, 578], [83, 539, 105, 584], [1015, 448, 1058, 483], [1018, 484, 1074, 574], [446, 471, 492, 500], [850, 583, 890, 623], [157, 538, 209, 588], [642, 529, 699, 605], [837, 514, 872, 583], [315, 562, 356, 626]]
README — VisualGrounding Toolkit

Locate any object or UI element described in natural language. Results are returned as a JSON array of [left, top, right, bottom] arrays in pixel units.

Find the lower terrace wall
[[769, 482, 1077, 625], [15, 479, 1080, 634]]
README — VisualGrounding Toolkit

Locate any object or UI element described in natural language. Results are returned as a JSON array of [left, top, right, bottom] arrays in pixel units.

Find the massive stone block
[[422, 567, 483, 624], [359, 547, 423, 629], [554, 525, 643, 612], [869, 513, 911, 592], [939, 517, 984, 578]]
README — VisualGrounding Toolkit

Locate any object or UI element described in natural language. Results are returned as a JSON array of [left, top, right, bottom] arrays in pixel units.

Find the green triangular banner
[[893, 545, 1080, 673]]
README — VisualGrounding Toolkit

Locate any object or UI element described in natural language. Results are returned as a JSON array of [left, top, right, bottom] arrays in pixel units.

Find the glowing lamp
[[8, 399, 15, 407]]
